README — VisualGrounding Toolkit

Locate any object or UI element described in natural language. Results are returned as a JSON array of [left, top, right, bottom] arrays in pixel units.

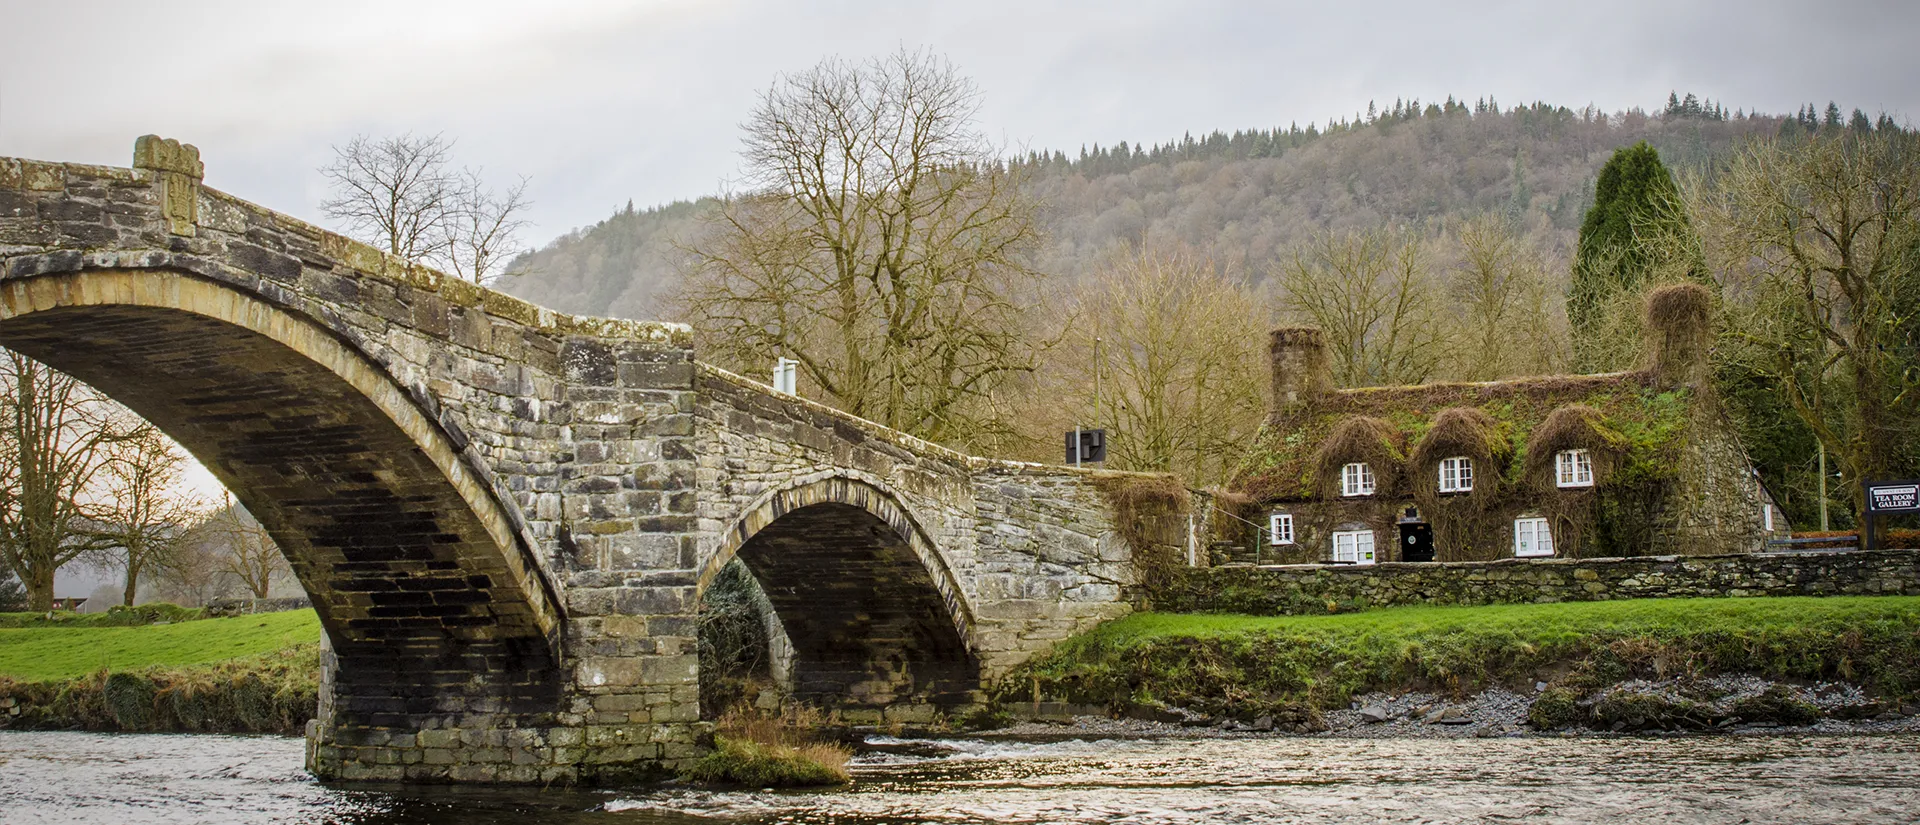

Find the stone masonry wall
[[693, 366, 1158, 684], [1159, 550, 1920, 615], [0, 144, 704, 782]]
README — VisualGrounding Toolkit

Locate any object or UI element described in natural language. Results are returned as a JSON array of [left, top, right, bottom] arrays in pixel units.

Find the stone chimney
[[1644, 283, 1713, 388], [1269, 327, 1331, 409]]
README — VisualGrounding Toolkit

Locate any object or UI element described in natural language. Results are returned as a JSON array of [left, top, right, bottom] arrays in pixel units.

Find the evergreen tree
[[1824, 101, 1843, 129], [0, 566, 24, 612], [1851, 108, 1873, 134], [1507, 148, 1532, 225], [1568, 141, 1704, 370]]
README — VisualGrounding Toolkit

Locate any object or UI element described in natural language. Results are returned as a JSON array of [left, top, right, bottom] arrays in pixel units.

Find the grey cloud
[[2, 0, 1914, 247]]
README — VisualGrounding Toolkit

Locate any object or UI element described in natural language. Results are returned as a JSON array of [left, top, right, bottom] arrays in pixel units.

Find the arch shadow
[[0, 268, 563, 727], [698, 475, 979, 709]]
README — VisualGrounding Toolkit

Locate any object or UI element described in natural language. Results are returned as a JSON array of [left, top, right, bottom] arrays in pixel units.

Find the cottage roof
[[1231, 369, 1696, 502]]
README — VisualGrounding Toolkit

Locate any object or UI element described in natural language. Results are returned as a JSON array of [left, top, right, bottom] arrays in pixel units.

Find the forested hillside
[[503, 94, 1782, 316]]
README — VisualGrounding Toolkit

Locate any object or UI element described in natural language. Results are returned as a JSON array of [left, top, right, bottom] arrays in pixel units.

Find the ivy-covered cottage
[[1229, 284, 1785, 565]]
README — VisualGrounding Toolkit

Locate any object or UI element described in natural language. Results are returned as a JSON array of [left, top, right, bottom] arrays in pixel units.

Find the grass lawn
[[1003, 596, 1920, 713], [1089, 595, 1920, 646], [0, 609, 322, 681]]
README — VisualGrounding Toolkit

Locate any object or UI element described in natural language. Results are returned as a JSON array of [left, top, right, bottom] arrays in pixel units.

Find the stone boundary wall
[[1158, 550, 1920, 615], [205, 596, 313, 616]]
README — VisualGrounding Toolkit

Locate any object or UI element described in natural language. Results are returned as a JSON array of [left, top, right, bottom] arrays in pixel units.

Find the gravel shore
[[984, 677, 1920, 740]]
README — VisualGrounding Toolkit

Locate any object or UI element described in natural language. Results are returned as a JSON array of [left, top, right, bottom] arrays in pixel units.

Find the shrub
[[103, 672, 157, 728], [1589, 690, 1715, 731], [1729, 685, 1822, 726], [680, 703, 852, 787], [1527, 688, 1583, 729], [683, 735, 849, 787]]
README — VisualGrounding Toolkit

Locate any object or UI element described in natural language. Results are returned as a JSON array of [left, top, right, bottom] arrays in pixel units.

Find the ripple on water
[[6, 731, 1920, 824]]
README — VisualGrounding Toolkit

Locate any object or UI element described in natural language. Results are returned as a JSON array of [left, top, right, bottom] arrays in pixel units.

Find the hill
[[501, 95, 1783, 318]]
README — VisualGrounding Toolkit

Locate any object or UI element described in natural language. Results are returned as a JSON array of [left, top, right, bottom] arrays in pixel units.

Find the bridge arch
[[0, 266, 564, 735], [697, 473, 980, 711]]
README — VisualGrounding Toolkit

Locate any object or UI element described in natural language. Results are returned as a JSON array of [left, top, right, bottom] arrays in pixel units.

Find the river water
[[3, 731, 1918, 824]]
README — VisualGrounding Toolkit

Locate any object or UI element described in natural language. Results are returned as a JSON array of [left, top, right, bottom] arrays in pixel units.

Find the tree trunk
[[123, 560, 142, 607], [26, 566, 54, 612]]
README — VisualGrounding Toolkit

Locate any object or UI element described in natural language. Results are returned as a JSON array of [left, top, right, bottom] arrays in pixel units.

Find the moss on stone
[[1729, 684, 1822, 726], [1590, 689, 1717, 731], [1234, 372, 1694, 503], [1528, 687, 1584, 729]]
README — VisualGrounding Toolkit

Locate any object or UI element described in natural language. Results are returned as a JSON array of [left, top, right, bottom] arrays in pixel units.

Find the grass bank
[[0, 609, 322, 734], [681, 706, 852, 787], [993, 597, 1920, 724], [0, 609, 320, 681]]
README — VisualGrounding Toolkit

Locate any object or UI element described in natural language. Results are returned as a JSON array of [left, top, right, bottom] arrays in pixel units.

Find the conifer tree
[[1568, 141, 1704, 371]]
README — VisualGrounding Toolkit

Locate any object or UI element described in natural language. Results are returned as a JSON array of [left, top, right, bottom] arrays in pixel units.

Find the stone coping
[[0, 155, 689, 346], [696, 362, 1185, 482], [1223, 548, 1913, 573]]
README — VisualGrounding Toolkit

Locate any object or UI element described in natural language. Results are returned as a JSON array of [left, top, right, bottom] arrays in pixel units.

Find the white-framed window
[[1555, 449, 1594, 488], [1332, 530, 1377, 565], [1269, 513, 1295, 545], [1340, 462, 1376, 497], [1438, 456, 1474, 493], [1514, 517, 1555, 557], [1762, 504, 1774, 532]]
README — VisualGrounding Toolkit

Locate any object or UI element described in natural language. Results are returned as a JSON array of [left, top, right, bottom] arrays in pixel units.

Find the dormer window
[[1555, 449, 1594, 488], [1341, 462, 1376, 497], [1438, 456, 1473, 493]]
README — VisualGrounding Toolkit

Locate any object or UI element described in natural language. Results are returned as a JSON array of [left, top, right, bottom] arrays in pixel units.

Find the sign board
[[1863, 479, 1920, 552], [1867, 482, 1920, 513], [1064, 428, 1106, 465]]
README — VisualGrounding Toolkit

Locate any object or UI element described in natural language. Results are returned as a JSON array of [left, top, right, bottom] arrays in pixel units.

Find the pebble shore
[[986, 677, 1920, 740]]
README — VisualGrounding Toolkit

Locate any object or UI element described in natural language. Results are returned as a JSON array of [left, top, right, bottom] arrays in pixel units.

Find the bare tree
[[320, 133, 532, 284], [147, 529, 236, 608], [1277, 228, 1446, 387], [92, 428, 206, 606], [320, 133, 458, 263], [444, 170, 534, 284], [0, 351, 147, 611], [1445, 215, 1567, 380], [1694, 131, 1920, 525], [1041, 242, 1267, 486], [677, 48, 1045, 447], [209, 495, 286, 600]]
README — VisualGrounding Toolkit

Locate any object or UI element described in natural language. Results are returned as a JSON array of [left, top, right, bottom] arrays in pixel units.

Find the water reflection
[[3, 731, 1919, 824]]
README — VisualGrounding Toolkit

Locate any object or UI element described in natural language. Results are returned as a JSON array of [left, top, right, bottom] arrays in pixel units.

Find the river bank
[[0, 607, 321, 734], [989, 596, 1920, 738]]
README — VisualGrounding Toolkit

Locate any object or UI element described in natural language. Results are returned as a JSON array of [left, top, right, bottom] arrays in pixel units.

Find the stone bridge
[[0, 139, 1205, 783]]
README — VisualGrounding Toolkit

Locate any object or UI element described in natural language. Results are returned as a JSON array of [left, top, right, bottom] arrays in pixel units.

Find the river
[[3, 731, 1918, 824]]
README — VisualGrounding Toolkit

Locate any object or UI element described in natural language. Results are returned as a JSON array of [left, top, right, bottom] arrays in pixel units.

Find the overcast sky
[[6, 0, 1916, 596], [5, 1, 1917, 250]]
